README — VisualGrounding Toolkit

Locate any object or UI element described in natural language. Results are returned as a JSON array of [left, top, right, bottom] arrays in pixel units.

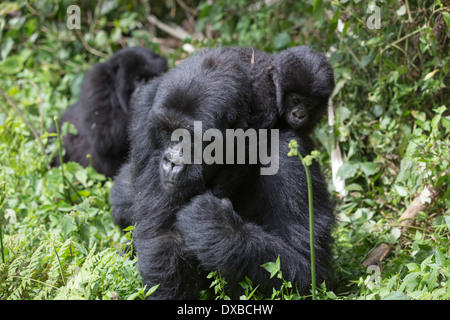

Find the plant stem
[[0, 217, 4, 264], [297, 152, 317, 300], [0, 181, 6, 264], [53, 242, 66, 286]]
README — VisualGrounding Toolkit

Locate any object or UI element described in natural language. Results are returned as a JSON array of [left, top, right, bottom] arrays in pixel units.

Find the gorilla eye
[[135, 75, 144, 82]]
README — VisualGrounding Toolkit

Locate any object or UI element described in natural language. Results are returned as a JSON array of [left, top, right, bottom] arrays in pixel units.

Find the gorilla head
[[228, 46, 334, 132], [87, 46, 168, 114], [271, 46, 335, 131], [130, 48, 252, 200], [53, 47, 168, 178]]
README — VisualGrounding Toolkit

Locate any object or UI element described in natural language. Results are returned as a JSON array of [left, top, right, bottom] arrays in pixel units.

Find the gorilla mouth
[[294, 108, 308, 121], [164, 180, 182, 187], [286, 106, 309, 129], [297, 113, 308, 122]]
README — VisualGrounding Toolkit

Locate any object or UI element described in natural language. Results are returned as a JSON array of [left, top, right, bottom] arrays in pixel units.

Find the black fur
[[52, 47, 167, 177], [110, 47, 335, 299]]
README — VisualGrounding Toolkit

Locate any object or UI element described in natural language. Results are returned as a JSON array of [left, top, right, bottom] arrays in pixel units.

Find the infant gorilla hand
[[175, 192, 242, 254]]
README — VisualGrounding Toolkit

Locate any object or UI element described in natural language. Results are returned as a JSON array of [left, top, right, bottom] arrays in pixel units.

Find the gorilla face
[[282, 92, 330, 131], [132, 49, 252, 200], [272, 46, 334, 131], [283, 93, 310, 130], [108, 47, 168, 113]]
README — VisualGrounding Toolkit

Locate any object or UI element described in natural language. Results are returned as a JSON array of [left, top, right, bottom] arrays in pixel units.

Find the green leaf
[[261, 257, 280, 279], [261, 262, 278, 278], [391, 227, 401, 240], [442, 117, 450, 132], [75, 168, 88, 187], [382, 291, 410, 300], [0, 2, 20, 16], [395, 185, 409, 197], [346, 183, 363, 191], [60, 215, 76, 237], [359, 162, 379, 176], [0, 55, 24, 74], [399, 272, 419, 291], [100, 0, 119, 15], [337, 162, 359, 180], [336, 106, 352, 121], [420, 254, 434, 272], [442, 12, 450, 28], [313, 0, 324, 23], [372, 104, 384, 117], [0, 49, 32, 74], [145, 284, 160, 297], [426, 268, 438, 290], [432, 247, 445, 267], [273, 32, 290, 50], [122, 225, 135, 232], [445, 216, 450, 231], [1, 37, 14, 60], [396, 5, 406, 16], [360, 54, 374, 68], [419, 186, 432, 204]]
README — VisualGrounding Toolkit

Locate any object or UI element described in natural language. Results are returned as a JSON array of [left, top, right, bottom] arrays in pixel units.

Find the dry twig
[[362, 184, 441, 267]]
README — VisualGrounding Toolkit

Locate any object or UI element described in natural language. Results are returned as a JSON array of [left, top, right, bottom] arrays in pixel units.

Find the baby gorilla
[[273, 46, 334, 131], [229, 46, 334, 132], [52, 47, 167, 177]]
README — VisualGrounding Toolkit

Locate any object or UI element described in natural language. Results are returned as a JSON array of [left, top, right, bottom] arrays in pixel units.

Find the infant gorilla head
[[52, 47, 167, 177], [272, 46, 335, 131], [112, 47, 335, 299], [228, 46, 334, 132], [104, 47, 168, 112]]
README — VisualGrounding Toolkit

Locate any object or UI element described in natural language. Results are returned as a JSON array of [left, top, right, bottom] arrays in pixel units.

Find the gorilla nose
[[161, 149, 185, 181], [292, 107, 307, 120]]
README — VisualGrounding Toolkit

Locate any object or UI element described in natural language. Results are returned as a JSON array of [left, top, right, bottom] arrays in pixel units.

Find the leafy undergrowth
[[0, 1, 449, 300]]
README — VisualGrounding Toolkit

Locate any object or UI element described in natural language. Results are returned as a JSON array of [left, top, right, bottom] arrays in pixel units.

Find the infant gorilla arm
[[52, 47, 167, 177], [111, 47, 334, 299]]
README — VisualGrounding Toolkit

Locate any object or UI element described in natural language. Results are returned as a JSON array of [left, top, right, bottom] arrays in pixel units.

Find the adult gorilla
[[111, 48, 334, 299], [52, 47, 167, 178]]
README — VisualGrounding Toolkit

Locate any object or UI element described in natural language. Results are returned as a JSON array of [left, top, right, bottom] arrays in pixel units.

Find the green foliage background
[[0, 0, 449, 300]]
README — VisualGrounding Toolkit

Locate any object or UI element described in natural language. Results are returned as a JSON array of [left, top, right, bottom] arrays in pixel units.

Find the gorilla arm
[[175, 192, 311, 295], [175, 132, 334, 296]]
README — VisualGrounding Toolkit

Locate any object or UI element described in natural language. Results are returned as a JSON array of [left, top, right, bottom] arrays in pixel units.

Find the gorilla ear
[[112, 63, 130, 113], [269, 66, 284, 115]]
